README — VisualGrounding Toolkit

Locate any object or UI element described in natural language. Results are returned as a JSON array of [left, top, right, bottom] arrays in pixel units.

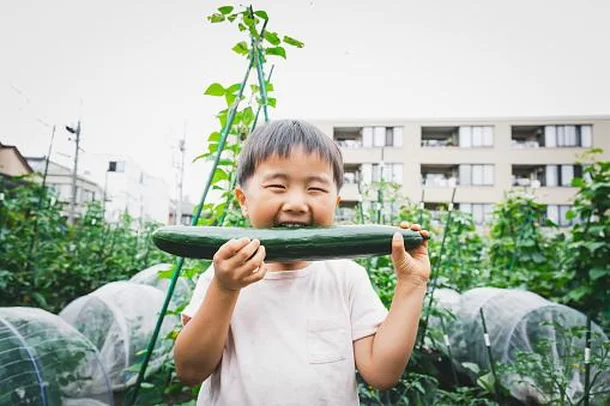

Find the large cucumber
[[152, 225, 428, 262]]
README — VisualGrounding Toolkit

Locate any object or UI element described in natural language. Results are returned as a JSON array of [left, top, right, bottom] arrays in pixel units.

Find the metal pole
[[176, 124, 186, 225], [418, 187, 457, 349], [479, 308, 500, 402], [439, 314, 459, 386], [67, 121, 81, 224], [583, 314, 591, 406]]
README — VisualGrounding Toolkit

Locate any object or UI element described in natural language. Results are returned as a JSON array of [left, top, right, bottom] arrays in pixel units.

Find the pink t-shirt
[[182, 259, 388, 406]]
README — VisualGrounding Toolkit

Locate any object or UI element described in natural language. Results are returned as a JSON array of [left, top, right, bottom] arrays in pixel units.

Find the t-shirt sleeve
[[347, 261, 389, 341], [181, 265, 214, 324]]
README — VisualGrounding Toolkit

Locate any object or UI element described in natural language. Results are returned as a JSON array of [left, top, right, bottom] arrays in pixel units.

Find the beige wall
[[0, 148, 31, 177], [318, 116, 610, 207]]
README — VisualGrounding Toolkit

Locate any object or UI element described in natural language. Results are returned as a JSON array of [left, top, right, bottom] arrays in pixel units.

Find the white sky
[[2, 0, 609, 202]]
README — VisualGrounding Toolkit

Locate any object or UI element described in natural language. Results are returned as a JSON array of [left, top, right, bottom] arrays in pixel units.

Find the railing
[[335, 139, 362, 148], [421, 175, 458, 188], [421, 139, 457, 147]]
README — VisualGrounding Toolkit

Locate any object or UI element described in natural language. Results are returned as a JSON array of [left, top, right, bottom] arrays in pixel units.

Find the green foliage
[[487, 191, 569, 300], [0, 176, 171, 313], [562, 149, 610, 325]]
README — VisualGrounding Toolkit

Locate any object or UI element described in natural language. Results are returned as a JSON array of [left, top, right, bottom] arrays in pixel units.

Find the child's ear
[[235, 186, 248, 217], [335, 195, 341, 207]]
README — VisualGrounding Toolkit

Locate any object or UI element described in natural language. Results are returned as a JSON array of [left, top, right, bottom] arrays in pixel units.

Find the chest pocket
[[307, 318, 348, 364]]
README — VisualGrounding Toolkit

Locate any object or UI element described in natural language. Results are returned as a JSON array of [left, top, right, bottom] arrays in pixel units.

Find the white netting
[[129, 263, 192, 308], [59, 281, 178, 391], [449, 288, 609, 404], [0, 307, 113, 406]]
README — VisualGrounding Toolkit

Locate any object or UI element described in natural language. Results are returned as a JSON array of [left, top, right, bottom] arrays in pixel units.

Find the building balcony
[[421, 126, 459, 148]]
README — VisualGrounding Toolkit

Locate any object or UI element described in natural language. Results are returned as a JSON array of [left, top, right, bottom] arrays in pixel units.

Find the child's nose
[[282, 190, 309, 213]]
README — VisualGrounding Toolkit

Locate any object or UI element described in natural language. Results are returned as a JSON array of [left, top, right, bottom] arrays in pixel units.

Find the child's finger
[[237, 245, 266, 277], [399, 221, 410, 229], [410, 223, 422, 231], [243, 260, 268, 284], [214, 237, 251, 261], [226, 239, 261, 268]]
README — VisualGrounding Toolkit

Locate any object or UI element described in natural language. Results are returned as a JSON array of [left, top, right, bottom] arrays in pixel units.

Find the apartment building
[[313, 117, 610, 227]]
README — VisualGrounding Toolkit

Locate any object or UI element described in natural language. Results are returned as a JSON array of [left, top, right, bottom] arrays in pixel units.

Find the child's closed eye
[[266, 184, 286, 190], [308, 187, 328, 193]]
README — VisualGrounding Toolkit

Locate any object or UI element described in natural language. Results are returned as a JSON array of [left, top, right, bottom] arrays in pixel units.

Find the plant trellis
[[126, 8, 277, 404]]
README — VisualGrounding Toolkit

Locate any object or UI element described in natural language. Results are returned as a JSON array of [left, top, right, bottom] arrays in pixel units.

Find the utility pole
[[175, 124, 186, 225], [66, 120, 81, 224]]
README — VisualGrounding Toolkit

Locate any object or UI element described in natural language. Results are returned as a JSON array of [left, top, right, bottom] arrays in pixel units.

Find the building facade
[[0, 142, 33, 177], [83, 154, 170, 225], [313, 116, 610, 227], [27, 157, 103, 220]]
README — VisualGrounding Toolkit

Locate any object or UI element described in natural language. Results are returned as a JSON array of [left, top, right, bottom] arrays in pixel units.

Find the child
[[175, 119, 431, 405]]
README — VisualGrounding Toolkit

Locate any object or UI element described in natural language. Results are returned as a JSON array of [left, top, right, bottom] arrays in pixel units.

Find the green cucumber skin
[[152, 225, 427, 262]]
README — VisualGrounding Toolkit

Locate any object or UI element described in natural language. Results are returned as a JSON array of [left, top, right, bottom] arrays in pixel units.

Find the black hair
[[236, 119, 344, 190]]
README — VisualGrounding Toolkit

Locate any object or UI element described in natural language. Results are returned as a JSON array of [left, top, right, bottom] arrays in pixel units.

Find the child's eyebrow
[[262, 173, 331, 184]]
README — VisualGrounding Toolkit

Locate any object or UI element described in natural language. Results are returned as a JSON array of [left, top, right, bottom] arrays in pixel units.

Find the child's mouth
[[275, 222, 309, 228]]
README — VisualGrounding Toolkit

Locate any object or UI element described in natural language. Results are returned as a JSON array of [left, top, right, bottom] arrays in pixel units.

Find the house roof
[[0, 141, 34, 174]]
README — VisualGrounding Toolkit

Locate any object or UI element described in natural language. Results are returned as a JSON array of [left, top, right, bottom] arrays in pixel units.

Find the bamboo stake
[[583, 314, 591, 406]]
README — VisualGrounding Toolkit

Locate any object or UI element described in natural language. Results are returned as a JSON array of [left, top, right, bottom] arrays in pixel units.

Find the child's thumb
[[391, 232, 409, 268]]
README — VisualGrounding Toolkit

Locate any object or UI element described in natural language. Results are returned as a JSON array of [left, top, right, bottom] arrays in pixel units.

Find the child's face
[[235, 146, 341, 229]]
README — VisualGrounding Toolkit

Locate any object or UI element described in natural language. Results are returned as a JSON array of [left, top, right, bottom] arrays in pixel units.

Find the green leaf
[[476, 372, 496, 394], [204, 83, 225, 96], [208, 132, 221, 142], [226, 83, 242, 94], [227, 14, 237, 23], [589, 267, 608, 281], [218, 6, 234, 15], [461, 362, 480, 375], [208, 13, 225, 23], [265, 46, 286, 59], [212, 168, 229, 183], [264, 31, 281, 46], [265, 82, 274, 92], [267, 97, 277, 108], [232, 41, 249, 56], [571, 177, 585, 188], [225, 93, 237, 107], [254, 10, 269, 20], [283, 35, 305, 48]]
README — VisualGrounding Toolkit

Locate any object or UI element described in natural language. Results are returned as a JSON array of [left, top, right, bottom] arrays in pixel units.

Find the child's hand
[[390, 221, 431, 287], [212, 237, 267, 291]]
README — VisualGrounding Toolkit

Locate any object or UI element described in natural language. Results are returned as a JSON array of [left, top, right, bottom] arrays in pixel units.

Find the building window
[[361, 163, 403, 184], [545, 165, 582, 187], [459, 126, 494, 148], [362, 126, 403, 148], [460, 203, 494, 225], [546, 205, 575, 227], [108, 161, 126, 172], [544, 125, 593, 148], [459, 164, 494, 186], [512, 125, 592, 148]]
